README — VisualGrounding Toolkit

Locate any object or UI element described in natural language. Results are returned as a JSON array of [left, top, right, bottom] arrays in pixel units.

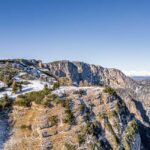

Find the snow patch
[[0, 80, 52, 99], [53, 86, 104, 97], [0, 81, 7, 89]]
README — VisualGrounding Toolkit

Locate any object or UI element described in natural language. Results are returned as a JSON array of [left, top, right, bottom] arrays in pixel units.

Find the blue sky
[[0, 0, 150, 74]]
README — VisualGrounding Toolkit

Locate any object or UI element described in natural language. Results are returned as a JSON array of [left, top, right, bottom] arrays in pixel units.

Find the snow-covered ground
[[0, 64, 56, 99], [53, 86, 104, 97], [0, 77, 104, 100], [0, 81, 7, 89], [0, 80, 52, 99]]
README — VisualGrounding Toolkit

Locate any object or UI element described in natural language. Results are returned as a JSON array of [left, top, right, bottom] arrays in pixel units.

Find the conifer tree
[[12, 80, 18, 94], [53, 82, 60, 90], [44, 84, 49, 95]]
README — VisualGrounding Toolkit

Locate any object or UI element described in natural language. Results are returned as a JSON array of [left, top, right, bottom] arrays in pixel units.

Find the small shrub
[[0, 67, 17, 87], [26, 90, 46, 104], [85, 122, 94, 134], [103, 86, 117, 96], [20, 124, 32, 130], [79, 104, 85, 113], [43, 84, 50, 95], [84, 122, 102, 137], [14, 95, 31, 107], [53, 82, 60, 90], [0, 95, 12, 111], [63, 109, 74, 125], [83, 113, 90, 122], [47, 94, 59, 102], [48, 115, 58, 126], [108, 110, 118, 118], [12, 80, 18, 94], [78, 133, 86, 144], [59, 99, 70, 109], [14, 88, 59, 108], [79, 89, 86, 96], [41, 98, 51, 107], [64, 143, 77, 150], [58, 99, 74, 125], [99, 113, 106, 120]]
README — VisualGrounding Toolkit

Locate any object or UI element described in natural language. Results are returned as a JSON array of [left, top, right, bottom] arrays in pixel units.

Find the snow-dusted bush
[[0, 94, 12, 111]]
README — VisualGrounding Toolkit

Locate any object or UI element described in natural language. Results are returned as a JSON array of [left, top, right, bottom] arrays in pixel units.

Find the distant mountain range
[[131, 76, 150, 81], [123, 70, 150, 77]]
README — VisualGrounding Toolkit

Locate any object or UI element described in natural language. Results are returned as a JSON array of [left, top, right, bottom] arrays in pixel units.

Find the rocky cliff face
[[47, 61, 150, 120], [47, 61, 137, 89]]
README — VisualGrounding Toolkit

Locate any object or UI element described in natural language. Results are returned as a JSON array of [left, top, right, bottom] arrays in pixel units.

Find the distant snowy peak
[[123, 70, 150, 77]]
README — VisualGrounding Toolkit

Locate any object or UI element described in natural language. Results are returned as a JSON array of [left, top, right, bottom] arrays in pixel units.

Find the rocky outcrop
[[48, 61, 79, 83], [47, 61, 137, 89]]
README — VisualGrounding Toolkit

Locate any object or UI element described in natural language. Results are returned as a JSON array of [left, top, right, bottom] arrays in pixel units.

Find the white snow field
[[0, 80, 51, 99]]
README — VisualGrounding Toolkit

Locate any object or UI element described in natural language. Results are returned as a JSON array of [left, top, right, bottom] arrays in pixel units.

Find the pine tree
[[1, 94, 11, 110], [53, 82, 60, 90], [44, 84, 49, 95], [12, 80, 18, 94]]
